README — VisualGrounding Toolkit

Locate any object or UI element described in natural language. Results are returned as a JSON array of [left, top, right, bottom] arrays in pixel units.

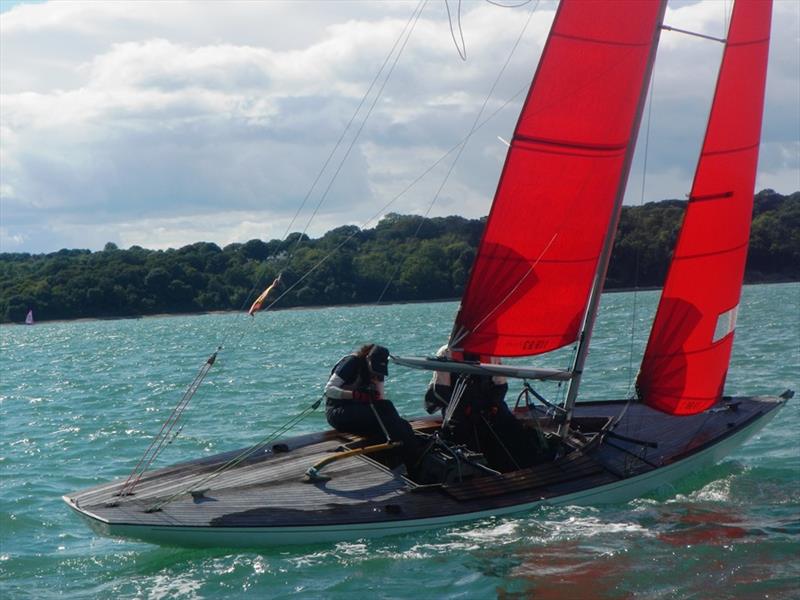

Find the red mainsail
[[638, 0, 772, 415], [451, 0, 666, 357]]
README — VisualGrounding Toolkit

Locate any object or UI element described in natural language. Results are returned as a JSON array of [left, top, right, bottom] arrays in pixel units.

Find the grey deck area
[[65, 396, 783, 530], [68, 428, 414, 528], [573, 395, 784, 477]]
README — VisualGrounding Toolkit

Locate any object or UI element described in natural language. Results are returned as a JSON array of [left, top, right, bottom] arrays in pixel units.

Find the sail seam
[[688, 191, 733, 202], [467, 332, 573, 339], [673, 240, 748, 260], [479, 256, 598, 265], [700, 142, 760, 157], [553, 31, 653, 48], [639, 391, 721, 401], [644, 337, 732, 359], [511, 146, 627, 159], [728, 36, 770, 48], [514, 134, 627, 153]]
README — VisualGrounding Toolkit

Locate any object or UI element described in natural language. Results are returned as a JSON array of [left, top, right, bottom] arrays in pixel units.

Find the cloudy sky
[[1, 0, 798, 254]]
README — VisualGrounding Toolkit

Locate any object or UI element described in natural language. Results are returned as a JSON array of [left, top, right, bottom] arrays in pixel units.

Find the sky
[[1, 0, 798, 254]]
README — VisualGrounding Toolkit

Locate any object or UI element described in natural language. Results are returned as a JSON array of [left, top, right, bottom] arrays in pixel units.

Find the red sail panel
[[452, 0, 665, 357], [638, 0, 772, 415]]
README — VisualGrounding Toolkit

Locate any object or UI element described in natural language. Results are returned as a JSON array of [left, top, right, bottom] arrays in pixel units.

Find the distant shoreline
[[3, 194, 797, 324], [5, 280, 797, 326]]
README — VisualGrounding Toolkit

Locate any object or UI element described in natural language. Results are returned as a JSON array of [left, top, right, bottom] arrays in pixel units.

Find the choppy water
[[1, 283, 798, 599]]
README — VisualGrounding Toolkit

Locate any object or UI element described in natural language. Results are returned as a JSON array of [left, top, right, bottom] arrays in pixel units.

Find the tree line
[[2, 190, 797, 323]]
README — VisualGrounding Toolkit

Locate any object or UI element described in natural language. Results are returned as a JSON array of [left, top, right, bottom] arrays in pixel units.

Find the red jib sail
[[638, 0, 772, 415], [451, 0, 666, 357]]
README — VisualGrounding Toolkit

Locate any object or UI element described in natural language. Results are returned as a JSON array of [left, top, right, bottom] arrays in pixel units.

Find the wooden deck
[[65, 396, 784, 535]]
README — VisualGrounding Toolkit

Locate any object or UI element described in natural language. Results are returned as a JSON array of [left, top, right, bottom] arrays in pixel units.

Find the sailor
[[443, 354, 546, 471], [324, 344, 421, 474], [423, 345, 455, 415]]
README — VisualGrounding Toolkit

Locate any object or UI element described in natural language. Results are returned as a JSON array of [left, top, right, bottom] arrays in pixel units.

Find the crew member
[[442, 354, 546, 471], [424, 345, 455, 415], [325, 344, 421, 474]]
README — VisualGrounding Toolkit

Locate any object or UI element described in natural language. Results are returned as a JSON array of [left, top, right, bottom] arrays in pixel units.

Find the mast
[[561, 0, 668, 435]]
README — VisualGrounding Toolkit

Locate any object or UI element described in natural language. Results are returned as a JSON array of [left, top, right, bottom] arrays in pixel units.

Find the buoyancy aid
[[325, 354, 384, 402]]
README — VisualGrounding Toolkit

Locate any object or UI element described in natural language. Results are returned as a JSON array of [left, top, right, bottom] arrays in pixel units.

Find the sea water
[[1, 283, 798, 599]]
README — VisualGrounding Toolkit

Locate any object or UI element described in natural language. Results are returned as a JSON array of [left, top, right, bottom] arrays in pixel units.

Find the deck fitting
[[303, 467, 331, 483]]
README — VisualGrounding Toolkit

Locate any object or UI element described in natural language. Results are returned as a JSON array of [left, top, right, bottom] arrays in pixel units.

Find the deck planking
[[65, 397, 783, 531]]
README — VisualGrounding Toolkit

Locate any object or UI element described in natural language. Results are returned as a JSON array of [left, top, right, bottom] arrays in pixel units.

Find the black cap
[[367, 345, 390, 379]]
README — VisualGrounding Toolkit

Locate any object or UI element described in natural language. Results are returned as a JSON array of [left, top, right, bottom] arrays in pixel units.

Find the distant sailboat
[[64, 0, 791, 548], [24, 309, 34, 325]]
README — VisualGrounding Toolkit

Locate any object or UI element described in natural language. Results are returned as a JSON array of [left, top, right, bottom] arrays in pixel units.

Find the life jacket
[[331, 354, 384, 400], [331, 354, 371, 391]]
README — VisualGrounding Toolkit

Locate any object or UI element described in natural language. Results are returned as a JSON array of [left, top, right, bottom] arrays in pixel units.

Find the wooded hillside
[[2, 190, 797, 323]]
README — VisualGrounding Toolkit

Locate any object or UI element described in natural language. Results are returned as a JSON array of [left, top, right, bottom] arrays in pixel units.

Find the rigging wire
[[290, 0, 428, 256], [723, 0, 729, 38], [117, 349, 219, 498], [625, 68, 658, 399], [620, 66, 660, 464], [264, 0, 570, 318], [146, 396, 324, 512], [282, 0, 427, 249], [445, 0, 467, 60], [485, 0, 534, 7], [125, 0, 550, 495], [258, 79, 533, 314], [220, 0, 428, 349], [445, 0, 537, 66], [480, 413, 521, 470], [122, 2, 428, 496], [378, 0, 541, 303], [223, 0, 429, 346], [230, 0, 428, 332]]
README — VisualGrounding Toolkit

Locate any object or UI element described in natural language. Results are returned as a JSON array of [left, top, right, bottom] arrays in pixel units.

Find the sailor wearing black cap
[[324, 344, 420, 474]]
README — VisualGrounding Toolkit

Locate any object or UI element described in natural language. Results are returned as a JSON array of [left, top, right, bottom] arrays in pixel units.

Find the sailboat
[[24, 309, 34, 325], [64, 0, 790, 548]]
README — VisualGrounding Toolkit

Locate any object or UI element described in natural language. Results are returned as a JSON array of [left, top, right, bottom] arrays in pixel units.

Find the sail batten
[[452, 0, 668, 358], [638, 0, 772, 415], [512, 135, 628, 153], [700, 143, 760, 158], [553, 33, 657, 48], [669, 241, 749, 261], [689, 191, 733, 201]]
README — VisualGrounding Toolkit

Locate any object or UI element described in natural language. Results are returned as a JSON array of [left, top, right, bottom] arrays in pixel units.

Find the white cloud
[[0, 0, 797, 253]]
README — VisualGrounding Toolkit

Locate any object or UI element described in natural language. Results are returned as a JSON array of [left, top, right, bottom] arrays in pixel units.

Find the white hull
[[65, 401, 780, 548]]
